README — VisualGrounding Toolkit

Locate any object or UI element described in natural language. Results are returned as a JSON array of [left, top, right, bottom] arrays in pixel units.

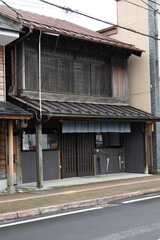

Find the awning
[[8, 96, 160, 121], [0, 101, 32, 119], [62, 121, 131, 133]]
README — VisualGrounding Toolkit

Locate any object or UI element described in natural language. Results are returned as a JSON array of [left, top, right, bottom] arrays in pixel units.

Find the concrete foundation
[[16, 173, 151, 192], [7, 186, 15, 195], [0, 179, 7, 194]]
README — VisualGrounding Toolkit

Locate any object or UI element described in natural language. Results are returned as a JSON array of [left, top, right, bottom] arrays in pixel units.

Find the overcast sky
[[0, 0, 117, 31]]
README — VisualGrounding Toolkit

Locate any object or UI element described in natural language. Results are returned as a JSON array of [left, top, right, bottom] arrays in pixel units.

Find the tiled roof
[[0, 5, 143, 56], [0, 101, 32, 117], [10, 97, 158, 121]]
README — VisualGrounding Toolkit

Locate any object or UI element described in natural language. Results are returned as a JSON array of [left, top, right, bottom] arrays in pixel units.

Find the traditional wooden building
[[0, 20, 31, 194], [0, 6, 159, 188]]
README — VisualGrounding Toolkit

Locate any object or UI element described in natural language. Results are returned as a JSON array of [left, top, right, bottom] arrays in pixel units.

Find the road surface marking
[[0, 206, 103, 228], [92, 222, 160, 240], [122, 195, 160, 204]]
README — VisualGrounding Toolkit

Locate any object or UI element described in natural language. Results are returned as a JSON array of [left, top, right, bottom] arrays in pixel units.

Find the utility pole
[[150, 4, 160, 172], [36, 30, 43, 188]]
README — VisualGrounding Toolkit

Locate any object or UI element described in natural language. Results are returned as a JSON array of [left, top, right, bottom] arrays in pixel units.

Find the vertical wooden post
[[16, 134, 22, 185], [8, 120, 15, 194], [145, 123, 153, 174], [58, 123, 62, 179], [36, 121, 43, 188], [94, 153, 96, 176], [149, 135, 153, 173], [144, 132, 149, 174]]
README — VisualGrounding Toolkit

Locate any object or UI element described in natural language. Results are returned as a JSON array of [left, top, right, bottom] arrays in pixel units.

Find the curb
[[1, 187, 160, 223]]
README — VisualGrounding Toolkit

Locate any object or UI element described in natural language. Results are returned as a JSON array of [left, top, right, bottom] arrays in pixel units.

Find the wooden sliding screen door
[[61, 133, 94, 178]]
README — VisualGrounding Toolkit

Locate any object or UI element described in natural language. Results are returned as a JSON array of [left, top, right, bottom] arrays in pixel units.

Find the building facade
[[0, 5, 158, 189]]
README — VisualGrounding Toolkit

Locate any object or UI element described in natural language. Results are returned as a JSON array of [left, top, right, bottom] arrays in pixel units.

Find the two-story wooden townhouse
[[0, 5, 159, 188]]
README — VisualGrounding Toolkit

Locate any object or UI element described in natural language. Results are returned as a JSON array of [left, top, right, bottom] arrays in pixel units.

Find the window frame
[[95, 133, 122, 149], [21, 129, 59, 152]]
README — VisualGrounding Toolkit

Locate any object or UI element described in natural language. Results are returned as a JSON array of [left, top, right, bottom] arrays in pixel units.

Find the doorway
[[61, 133, 94, 178]]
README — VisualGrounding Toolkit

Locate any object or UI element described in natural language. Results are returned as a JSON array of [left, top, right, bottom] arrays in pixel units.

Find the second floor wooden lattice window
[[25, 51, 112, 98]]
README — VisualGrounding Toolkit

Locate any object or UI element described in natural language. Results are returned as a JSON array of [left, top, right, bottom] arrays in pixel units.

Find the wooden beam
[[36, 121, 43, 188], [0, 115, 31, 120], [8, 120, 15, 194], [145, 123, 154, 132]]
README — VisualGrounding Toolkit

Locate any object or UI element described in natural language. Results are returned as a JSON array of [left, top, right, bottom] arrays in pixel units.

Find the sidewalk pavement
[[1, 174, 160, 222]]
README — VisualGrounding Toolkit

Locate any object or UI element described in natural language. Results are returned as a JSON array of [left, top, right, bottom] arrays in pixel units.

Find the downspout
[[14, 27, 33, 95], [14, 45, 17, 95], [39, 30, 42, 119], [36, 30, 43, 188]]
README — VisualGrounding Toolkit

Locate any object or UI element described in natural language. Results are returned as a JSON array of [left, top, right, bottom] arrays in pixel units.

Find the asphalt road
[[1, 194, 160, 240]]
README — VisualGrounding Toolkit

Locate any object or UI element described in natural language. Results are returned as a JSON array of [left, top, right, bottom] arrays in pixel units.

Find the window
[[91, 62, 112, 97], [41, 56, 58, 92], [25, 47, 112, 97], [96, 133, 121, 148], [74, 62, 91, 95], [22, 131, 59, 150], [96, 134, 103, 147], [25, 52, 38, 90]]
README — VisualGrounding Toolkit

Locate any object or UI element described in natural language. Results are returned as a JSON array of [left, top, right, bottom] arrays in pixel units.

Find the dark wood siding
[[58, 59, 74, 93], [77, 133, 94, 176], [25, 38, 38, 91], [113, 58, 127, 98], [61, 133, 77, 178], [43, 151, 59, 180], [61, 133, 94, 178], [123, 123, 145, 173], [14, 35, 130, 104], [22, 150, 59, 183], [41, 56, 58, 92], [23, 36, 114, 99], [74, 62, 91, 95], [22, 151, 36, 183], [0, 120, 6, 179], [17, 42, 23, 90]]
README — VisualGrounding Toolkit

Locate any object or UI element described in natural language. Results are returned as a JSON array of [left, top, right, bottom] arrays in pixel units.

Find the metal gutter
[[43, 113, 160, 121]]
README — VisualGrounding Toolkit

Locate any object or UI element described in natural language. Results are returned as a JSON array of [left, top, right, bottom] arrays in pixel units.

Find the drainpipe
[[14, 27, 33, 95], [14, 45, 17, 95], [39, 30, 42, 119]]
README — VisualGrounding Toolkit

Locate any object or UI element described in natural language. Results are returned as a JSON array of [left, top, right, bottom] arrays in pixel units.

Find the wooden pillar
[[145, 123, 153, 174], [144, 132, 149, 174], [8, 120, 15, 194], [16, 134, 22, 185], [94, 152, 96, 176], [36, 121, 43, 188]]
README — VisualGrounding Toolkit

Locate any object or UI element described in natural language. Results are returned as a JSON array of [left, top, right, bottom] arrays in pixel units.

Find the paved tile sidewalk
[[0, 174, 160, 222]]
